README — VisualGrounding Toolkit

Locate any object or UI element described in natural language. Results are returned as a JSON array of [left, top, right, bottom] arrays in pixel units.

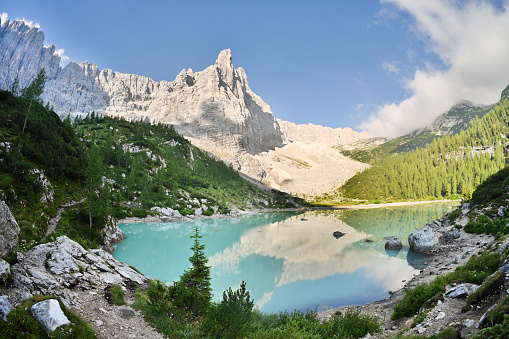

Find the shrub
[[320, 309, 381, 338], [203, 281, 254, 338], [247, 319, 320, 339], [471, 314, 509, 338], [106, 284, 125, 306], [392, 280, 445, 320]]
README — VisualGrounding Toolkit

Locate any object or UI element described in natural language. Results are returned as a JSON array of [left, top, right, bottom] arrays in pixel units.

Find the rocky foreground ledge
[[1, 235, 164, 338]]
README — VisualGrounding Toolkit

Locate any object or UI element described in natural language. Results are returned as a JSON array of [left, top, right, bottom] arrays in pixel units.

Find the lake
[[112, 202, 457, 313]]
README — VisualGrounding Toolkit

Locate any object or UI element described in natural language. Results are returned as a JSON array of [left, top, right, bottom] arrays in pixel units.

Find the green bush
[[247, 319, 320, 339], [320, 309, 381, 338], [202, 281, 254, 338], [106, 284, 125, 306], [392, 281, 445, 320], [472, 314, 509, 338], [448, 209, 461, 223], [202, 209, 214, 216]]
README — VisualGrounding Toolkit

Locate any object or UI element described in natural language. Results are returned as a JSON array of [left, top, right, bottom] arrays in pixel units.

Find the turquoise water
[[113, 202, 457, 313]]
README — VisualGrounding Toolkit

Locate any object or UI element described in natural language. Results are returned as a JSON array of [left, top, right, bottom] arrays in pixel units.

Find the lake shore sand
[[116, 200, 460, 225]]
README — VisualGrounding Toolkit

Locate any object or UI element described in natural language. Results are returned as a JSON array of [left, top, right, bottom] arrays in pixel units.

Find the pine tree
[[169, 227, 212, 316], [21, 68, 46, 102], [85, 144, 104, 228]]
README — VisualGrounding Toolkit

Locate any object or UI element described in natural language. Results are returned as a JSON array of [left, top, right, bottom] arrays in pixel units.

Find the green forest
[[341, 98, 509, 202]]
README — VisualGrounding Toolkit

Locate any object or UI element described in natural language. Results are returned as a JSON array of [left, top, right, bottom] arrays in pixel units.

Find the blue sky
[[2, 0, 509, 136]]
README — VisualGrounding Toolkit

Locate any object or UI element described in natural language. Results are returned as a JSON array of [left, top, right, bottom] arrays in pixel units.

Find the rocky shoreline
[[318, 205, 506, 338]]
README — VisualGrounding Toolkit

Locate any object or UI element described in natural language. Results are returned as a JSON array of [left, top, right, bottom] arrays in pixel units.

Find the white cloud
[[360, 0, 509, 137], [16, 17, 40, 29], [382, 61, 399, 74], [55, 48, 70, 61], [0, 12, 8, 24]]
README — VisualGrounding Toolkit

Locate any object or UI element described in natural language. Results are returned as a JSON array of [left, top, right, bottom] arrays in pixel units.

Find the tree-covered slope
[[341, 98, 509, 202], [342, 102, 492, 164], [0, 89, 300, 250]]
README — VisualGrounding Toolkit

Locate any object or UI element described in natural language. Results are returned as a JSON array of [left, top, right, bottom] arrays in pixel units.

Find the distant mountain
[[0, 18, 371, 197], [342, 93, 503, 163]]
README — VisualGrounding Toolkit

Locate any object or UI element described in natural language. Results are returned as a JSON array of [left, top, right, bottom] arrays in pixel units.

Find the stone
[[31, 299, 70, 333], [0, 201, 20, 258], [0, 296, 13, 321], [442, 227, 460, 240], [436, 312, 445, 320], [463, 319, 475, 328], [478, 305, 497, 328], [0, 258, 10, 282], [385, 238, 403, 250], [444, 284, 469, 298], [408, 226, 439, 253], [499, 206, 505, 217], [454, 254, 463, 264]]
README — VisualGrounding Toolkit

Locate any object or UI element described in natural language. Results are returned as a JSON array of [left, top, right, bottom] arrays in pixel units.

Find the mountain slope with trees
[[341, 97, 509, 202]]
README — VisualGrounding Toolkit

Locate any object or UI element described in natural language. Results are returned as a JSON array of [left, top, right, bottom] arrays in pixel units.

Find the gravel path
[[72, 286, 165, 339]]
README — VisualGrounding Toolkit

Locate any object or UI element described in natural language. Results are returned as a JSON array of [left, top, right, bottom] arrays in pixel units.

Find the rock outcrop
[[11, 236, 146, 305], [0, 19, 282, 156], [101, 217, 125, 253], [0, 201, 20, 258]]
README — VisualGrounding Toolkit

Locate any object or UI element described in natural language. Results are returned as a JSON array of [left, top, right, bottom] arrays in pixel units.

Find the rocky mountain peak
[[215, 49, 234, 88], [501, 84, 509, 101]]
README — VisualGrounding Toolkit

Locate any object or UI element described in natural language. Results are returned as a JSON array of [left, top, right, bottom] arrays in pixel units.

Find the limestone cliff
[[0, 18, 371, 196]]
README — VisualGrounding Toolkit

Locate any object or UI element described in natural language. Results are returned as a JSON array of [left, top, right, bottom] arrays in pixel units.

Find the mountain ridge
[[0, 18, 371, 196]]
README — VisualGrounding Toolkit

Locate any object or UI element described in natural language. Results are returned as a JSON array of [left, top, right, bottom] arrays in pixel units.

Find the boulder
[[0, 201, 20, 258], [454, 254, 463, 264], [385, 238, 403, 250], [11, 236, 146, 300], [0, 296, 13, 321], [478, 305, 497, 328], [0, 258, 10, 282], [31, 299, 70, 333], [498, 206, 505, 217], [442, 227, 460, 240], [408, 226, 439, 253], [444, 284, 469, 298]]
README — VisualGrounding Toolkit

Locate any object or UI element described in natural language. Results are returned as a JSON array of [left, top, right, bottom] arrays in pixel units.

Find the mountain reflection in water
[[113, 203, 456, 312]]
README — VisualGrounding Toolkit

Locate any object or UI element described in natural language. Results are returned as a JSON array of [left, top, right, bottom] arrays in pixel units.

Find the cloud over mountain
[[360, 0, 509, 137]]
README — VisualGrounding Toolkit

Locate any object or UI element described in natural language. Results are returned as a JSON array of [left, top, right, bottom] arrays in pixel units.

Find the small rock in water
[[333, 231, 346, 238]]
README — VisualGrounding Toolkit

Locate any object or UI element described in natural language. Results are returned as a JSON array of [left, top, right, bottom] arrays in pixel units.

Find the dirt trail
[[45, 197, 86, 236]]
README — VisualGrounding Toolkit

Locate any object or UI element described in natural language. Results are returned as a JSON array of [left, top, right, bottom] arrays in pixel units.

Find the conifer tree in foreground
[[169, 227, 212, 317]]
